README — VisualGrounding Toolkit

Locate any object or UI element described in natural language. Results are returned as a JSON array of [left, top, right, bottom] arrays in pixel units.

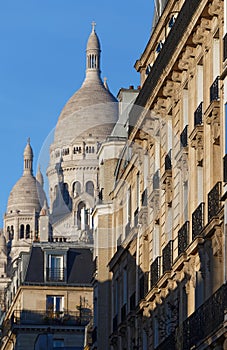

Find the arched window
[[86, 181, 94, 197], [72, 181, 81, 197], [10, 226, 14, 240], [77, 202, 86, 230], [63, 183, 69, 205], [20, 225, 24, 239], [26, 224, 30, 239]]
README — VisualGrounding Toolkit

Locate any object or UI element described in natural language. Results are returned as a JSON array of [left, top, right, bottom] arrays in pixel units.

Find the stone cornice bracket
[[173, 270, 185, 284], [192, 19, 211, 47], [162, 80, 180, 106], [178, 46, 196, 71], [208, 0, 224, 17], [183, 257, 196, 289], [190, 126, 204, 166], [138, 207, 148, 227], [149, 189, 160, 223], [171, 71, 182, 83], [153, 97, 170, 118]]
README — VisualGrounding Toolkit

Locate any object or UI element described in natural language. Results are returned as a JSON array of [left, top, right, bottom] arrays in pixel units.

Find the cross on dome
[[91, 21, 96, 32]]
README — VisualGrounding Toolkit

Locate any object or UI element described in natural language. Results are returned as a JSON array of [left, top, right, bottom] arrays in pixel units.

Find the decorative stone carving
[[208, 0, 223, 17], [163, 80, 180, 104], [177, 151, 189, 184], [213, 225, 223, 261], [183, 257, 196, 289], [162, 173, 173, 207], [192, 19, 211, 46], [206, 103, 220, 145], [178, 46, 196, 71], [149, 189, 160, 223], [190, 126, 204, 166], [138, 207, 148, 227]]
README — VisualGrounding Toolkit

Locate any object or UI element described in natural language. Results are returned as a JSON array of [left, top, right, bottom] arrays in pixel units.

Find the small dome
[[24, 138, 33, 158], [87, 29, 100, 51], [7, 175, 44, 213]]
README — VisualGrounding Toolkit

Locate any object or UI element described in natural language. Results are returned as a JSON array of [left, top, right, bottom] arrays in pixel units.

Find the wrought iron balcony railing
[[141, 188, 148, 206], [46, 268, 65, 282], [180, 125, 188, 148], [139, 272, 149, 300], [194, 102, 203, 127], [192, 202, 205, 240], [208, 181, 222, 223], [155, 283, 227, 350], [150, 256, 161, 288], [178, 221, 189, 255], [153, 170, 160, 190], [162, 240, 173, 274], [130, 292, 136, 311], [210, 76, 219, 103], [10, 309, 92, 328], [121, 303, 127, 323], [165, 150, 172, 171], [224, 33, 227, 61]]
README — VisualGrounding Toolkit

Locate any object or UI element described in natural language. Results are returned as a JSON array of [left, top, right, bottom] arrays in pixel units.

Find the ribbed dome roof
[[7, 175, 43, 213], [54, 24, 118, 145]]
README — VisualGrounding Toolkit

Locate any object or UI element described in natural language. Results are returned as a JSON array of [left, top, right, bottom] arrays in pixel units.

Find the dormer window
[[169, 15, 176, 28], [46, 253, 66, 282]]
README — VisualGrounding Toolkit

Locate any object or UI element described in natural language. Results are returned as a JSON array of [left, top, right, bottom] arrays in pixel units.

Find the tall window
[[46, 295, 64, 316], [20, 224, 24, 239], [47, 255, 64, 282], [86, 181, 94, 197]]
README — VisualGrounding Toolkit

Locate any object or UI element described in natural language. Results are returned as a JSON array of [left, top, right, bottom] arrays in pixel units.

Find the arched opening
[[26, 224, 30, 239], [77, 202, 90, 230], [20, 225, 24, 239], [10, 225, 14, 240], [86, 181, 94, 197], [72, 181, 81, 197], [63, 183, 69, 205]]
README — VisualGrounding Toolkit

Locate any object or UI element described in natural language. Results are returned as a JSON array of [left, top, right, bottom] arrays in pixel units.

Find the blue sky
[[0, 1, 154, 226]]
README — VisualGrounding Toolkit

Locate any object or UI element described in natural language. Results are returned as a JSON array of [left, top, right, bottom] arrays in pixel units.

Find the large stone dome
[[54, 24, 118, 145]]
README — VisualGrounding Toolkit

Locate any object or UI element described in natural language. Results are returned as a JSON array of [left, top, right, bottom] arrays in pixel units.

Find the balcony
[[194, 102, 203, 127], [121, 304, 127, 323], [46, 268, 65, 282], [153, 170, 160, 190], [10, 309, 92, 328], [150, 256, 161, 288], [192, 202, 205, 240], [165, 150, 172, 171], [210, 76, 219, 103], [162, 240, 173, 274], [155, 283, 227, 350], [180, 125, 188, 148], [208, 182, 222, 222], [178, 221, 189, 255]]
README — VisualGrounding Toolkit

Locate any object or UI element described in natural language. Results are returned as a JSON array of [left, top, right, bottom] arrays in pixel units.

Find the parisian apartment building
[[0, 0, 227, 349]]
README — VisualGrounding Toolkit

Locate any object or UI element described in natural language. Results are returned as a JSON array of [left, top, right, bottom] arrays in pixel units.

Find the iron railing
[[150, 256, 161, 288], [46, 268, 65, 282], [194, 102, 203, 126], [162, 240, 173, 273], [178, 221, 189, 255], [165, 150, 172, 171], [10, 309, 92, 327], [153, 170, 160, 190], [180, 125, 188, 148], [208, 182, 222, 222], [155, 283, 227, 350], [210, 76, 219, 102], [192, 202, 205, 240]]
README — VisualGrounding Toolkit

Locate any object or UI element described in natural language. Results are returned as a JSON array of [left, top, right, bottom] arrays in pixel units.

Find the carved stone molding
[[213, 225, 223, 261], [153, 97, 171, 118], [208, 0, 224, 17], [183, 257, 196, 289], [163, 80, 180, 105], [205, 101, 220, 145], [149, 189, 160, 223], [192, 19, 211, 47], [190, 126, 204, 166], [138, 206, 148, 227], [178, 46, 196, 71], [177, 150, 189, 184], [162, 172, 173, 207]]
